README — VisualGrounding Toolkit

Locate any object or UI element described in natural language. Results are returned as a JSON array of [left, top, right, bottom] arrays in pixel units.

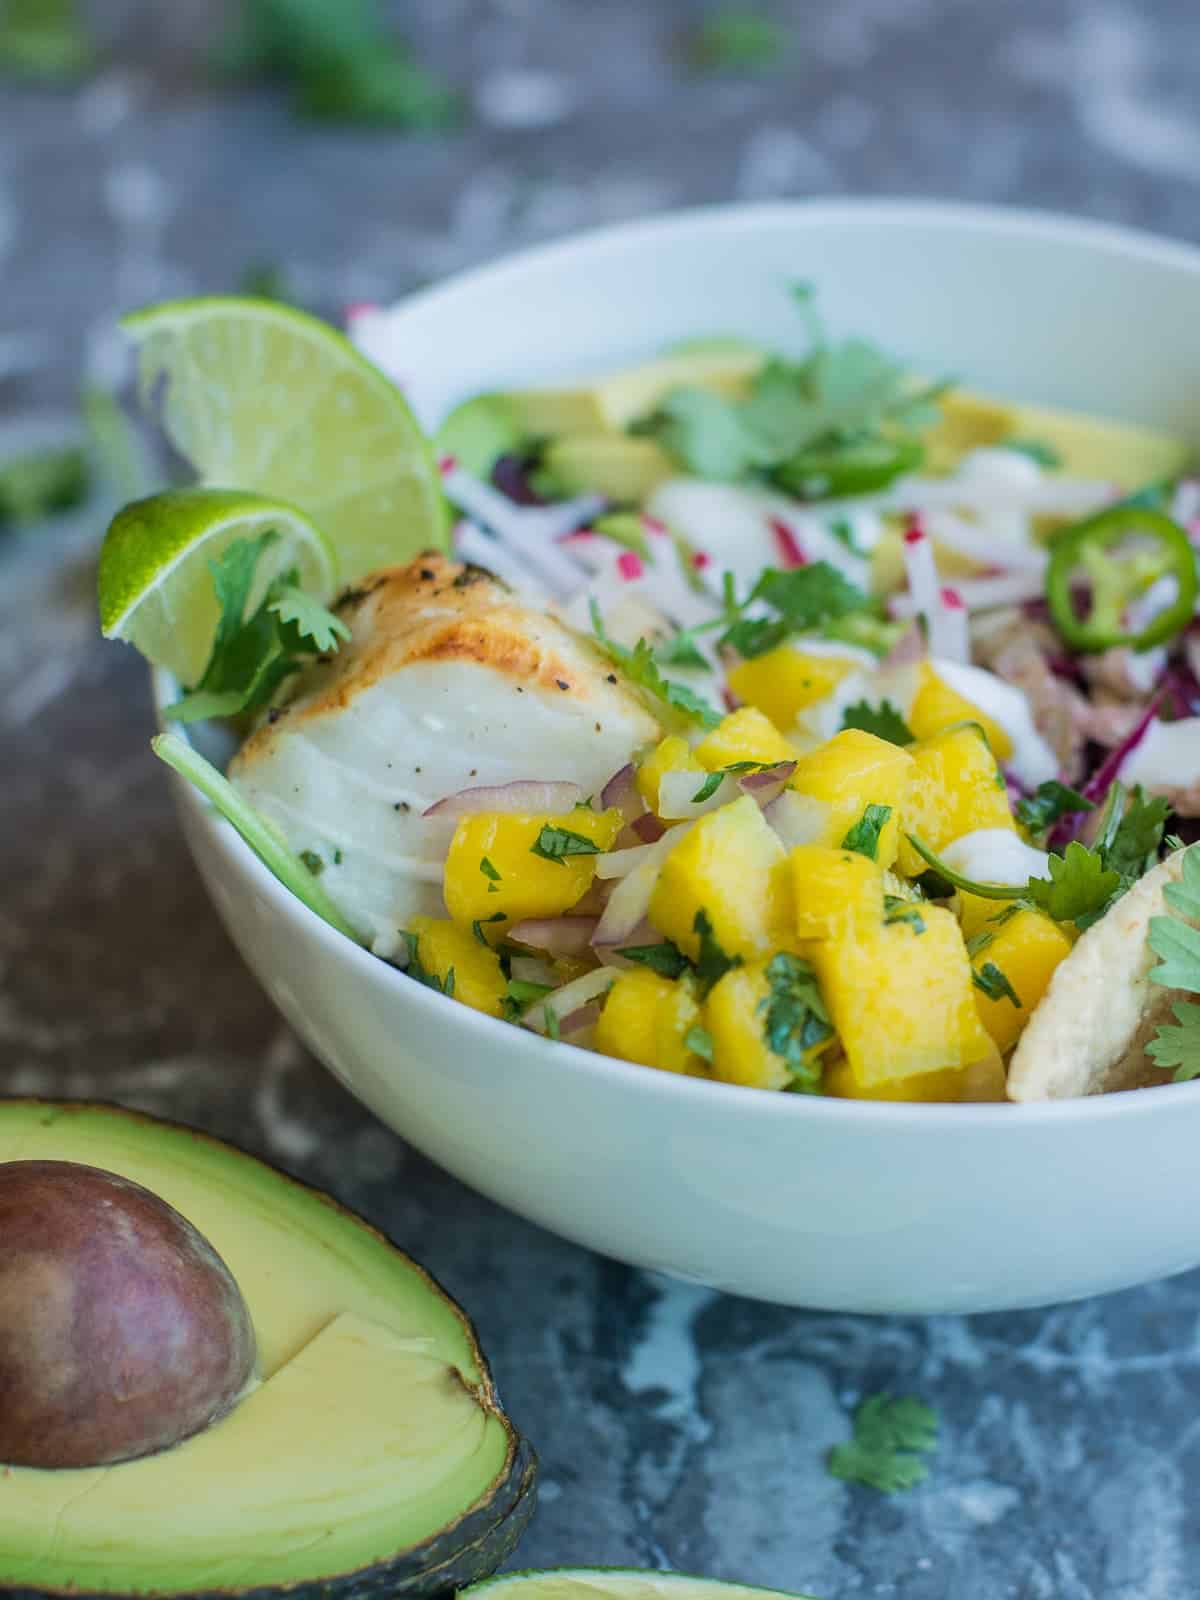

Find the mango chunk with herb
[[969, 907, 1073, 1054], [648, 794, 790, 962], [443, 808, 622, 927], [907, 662, 1013, 760], [706, 955, 831, 1091], [816, 906, 995, 1101], [896, 726, 1015, 878], [790, 845, 887, 942], [693, 706, 799, 771], [727, 645, 860, 734], [403, 916, 507, 1018], [636, 734, 703, 814], [593, 968, 708, 1076], [788, 729, 916, 869]]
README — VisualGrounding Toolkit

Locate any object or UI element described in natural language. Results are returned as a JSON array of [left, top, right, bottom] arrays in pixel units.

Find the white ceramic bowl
[[162, 201, 1200, 1314]]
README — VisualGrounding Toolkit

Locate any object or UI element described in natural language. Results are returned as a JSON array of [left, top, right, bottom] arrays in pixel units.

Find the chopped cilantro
[[480, 855, 502, 892], [720, 562, 871, 659], [298, 849, 324, 876], [828, 1394, 939, 1493], [401, 932, 444, 994], [531, 824, 603, 866], [543, 1003, 561, 1042], [590, 599, 722, 729], [694, 910, 741, 995], [684, 1024, 715, 1063], [619, 941, 691, 979], [1148, 847, 1200, 1029], [841, 804, 893, 862], [691, 770, 726, 805], [972, 961, 1021, 1007], [444, 967, 456, 999], [473, 912, 506, 946], [507, 978, 554, 1007], [883, 896, 925, 934], [759, 951, 832, 1089], [839, 699, 915, 747], [1014, 780, 1092, 843], [267, 583, 350, 653], [333, 848, 343, 865]]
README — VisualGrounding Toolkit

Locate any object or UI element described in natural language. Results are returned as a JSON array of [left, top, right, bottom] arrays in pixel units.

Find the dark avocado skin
[[0, 1101, 538, 1600]]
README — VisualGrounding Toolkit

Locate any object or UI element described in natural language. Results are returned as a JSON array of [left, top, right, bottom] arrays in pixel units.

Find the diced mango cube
[[648, 794, 790, 961], [443, 808, 622, 928], [727, 645, 859, 733], [403, 916, 507, 1018], [815, 906, 995, 1101], [593, 968, 707, 1076], [896, 726, 1015, 878], [788, 729, 916, 869], [790, 845, 886, 942], [705, 958, 830, 1091], [970, 907, 1074, 1054], [907, 661, 1013, 760], [693, 706, 799, 771], [636, 735, 702, 814]]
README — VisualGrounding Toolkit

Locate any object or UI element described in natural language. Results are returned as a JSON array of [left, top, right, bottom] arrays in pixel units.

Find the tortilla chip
[[1007, 852, 1188, 1101]]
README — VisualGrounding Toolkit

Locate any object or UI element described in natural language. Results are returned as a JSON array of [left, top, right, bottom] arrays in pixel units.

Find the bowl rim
[[161, 196, 1200, 1130]]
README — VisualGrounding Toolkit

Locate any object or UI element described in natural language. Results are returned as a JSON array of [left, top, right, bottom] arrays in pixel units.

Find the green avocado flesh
[[463, 1571, 822, 1600], [0, 1102, 534, 1599]]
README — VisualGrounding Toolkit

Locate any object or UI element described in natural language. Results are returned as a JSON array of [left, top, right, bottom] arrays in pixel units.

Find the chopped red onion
[[738, 761, 796, 806], [508, 917, 600, 955], [559, 1000, 603, 1037], [424, 780, 583, 818], [600, 762, 644, 819], [631, 812, 667, 843]]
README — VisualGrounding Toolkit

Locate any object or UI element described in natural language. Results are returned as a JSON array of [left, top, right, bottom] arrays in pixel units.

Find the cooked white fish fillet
[[230, 553, 661, 951]]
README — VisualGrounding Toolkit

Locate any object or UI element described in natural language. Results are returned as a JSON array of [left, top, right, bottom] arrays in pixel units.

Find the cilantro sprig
[[590, 598, 721, 730], [840, 699, 914, 747], [828, 1394, 939, 1493], [1148, 845, 1200, 1081], [1014, 780, 1093, 844], [719, 562, 871, 660], [530, 825, 602, 866], [972, 961, 1021, 1008]]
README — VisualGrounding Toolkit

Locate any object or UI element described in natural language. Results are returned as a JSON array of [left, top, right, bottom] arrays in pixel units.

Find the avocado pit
[[0, 1159, 256, 1469]]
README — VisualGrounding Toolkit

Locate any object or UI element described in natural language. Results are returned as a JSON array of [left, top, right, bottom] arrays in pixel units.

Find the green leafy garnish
[[298, 849, 324, 876], [473, 912, 506, 946], [1104, 786, 1171, 888], [0, 0, 91, 81], [1014, 780, 1093, 843], [1146, 1002, 1200, 1080], [690, 9, 785, 71], [238, 261, 297, 305], [828, 1394, 939, 1493], [543, 1004, 561, 1042], [507, 978, 554, 1007], [719, 563, 871, 659], [972, 962, 1021, 1007], [480, 855, 502, 891], [530, 824, 603, 866], [840, 699, 914, 746], [684, 1024, 715, 1063], [884, 896, 925, 934], [1147, 848, 1200, 1073], [619, 941, 691, 979], [1024, 841, 1122, 926], [691, 770, 727, 805], [759, 951, 832, 1090], [0, 442, 89, 528], [153, 732, 363, 944], [841, 804, 893, 862], [655, 627, 712, 670], [165, 532, 348, 724], [400, 932, 445, 993], [220, 0, 460, 130], [590, 599, 722, 729], [694, 910, 741, 995]]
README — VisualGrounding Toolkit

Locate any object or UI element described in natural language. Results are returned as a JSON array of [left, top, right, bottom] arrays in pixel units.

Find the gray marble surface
[[4, 3, 1200, 1596]]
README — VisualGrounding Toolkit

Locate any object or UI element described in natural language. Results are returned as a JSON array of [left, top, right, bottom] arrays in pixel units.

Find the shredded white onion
[[763, 790, 826, 849], [508, 916, 601, 955], [522, 967, 616, 1033]]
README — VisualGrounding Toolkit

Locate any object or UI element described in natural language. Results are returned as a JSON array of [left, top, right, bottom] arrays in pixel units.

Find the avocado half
[[0, 1101, 535, 1600], [462, 1570, 822, 1600]]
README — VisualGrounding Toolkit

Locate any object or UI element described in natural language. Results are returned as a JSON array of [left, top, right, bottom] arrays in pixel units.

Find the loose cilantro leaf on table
[[840, 699, 914, 746], [165, 531, 349, 724], [530, 825, 602, 865], [590, 599, 722, 729], [759, 951, 831, 1089], [1006, 438, 1063, 468], [619, 941, 692, 979], [0, 0, 91, 81], [828, 1394, 939, 1493], [972, 962, 1021, 1007], [694, 910, 740, 995], [689, 9, 786, 72], [1014, 780, 1092, 843], [0, 443, 89, 527], [841, 804, 892, 862]]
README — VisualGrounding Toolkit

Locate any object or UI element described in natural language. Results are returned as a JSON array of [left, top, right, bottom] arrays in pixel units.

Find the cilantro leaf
[[619, 941, 691, 979], [530, 825, 602, 866], [690, 9, 786, 72], [684, 1024, 715, 1063], [719, 562, 871, 660], [637, 386, 770, 480], [1025, 841, 1122, 927], [0, 442, 89, 527], [268, 583, 350, 653], [543, 1003, 561, 1042], [400, 932, 445, 993], [840, 699, 914, 746], [1149, 847, 1200, 994], [1104, 786, 1171, 886], [507, 978, 554, 1007], [759, 951, 832, 1089], [655, 627, 713, 670], [691, 770, 726, 805], [1014, 780, 1093, 842], [694, 910, 741, 995], [972, 961, 1022, 1007], [884, 895, 925, 934], [841, 804, 893, 862], [473, 912, 506, 946], [0, 0, 92, 82], [590, 600, 722, 729], [828, 1394, 939, 1493], [480, 855, 502, 887], [1147, 1001, 1200, 1081]]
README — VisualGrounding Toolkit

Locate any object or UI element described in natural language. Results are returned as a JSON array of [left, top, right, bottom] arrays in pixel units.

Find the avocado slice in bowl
[[462, 1570, 823, 1600], [0, 1100, 535, 1600]]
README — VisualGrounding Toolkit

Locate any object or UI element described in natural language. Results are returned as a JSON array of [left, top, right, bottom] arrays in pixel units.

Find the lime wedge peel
[[99, 487, 337, 688]]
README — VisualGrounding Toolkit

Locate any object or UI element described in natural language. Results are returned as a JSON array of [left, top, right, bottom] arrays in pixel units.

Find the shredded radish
[[522, 967, 615, 1033], [922, 508, 1048, 574], [891, 568, 1047, 618], [508, 917, 600, 955], [900, 518, 969, 661], [769, 516, 806, 568], [453, 517, 551, 599], [937, 586, 970, 665], [424, 780, 583, 818]]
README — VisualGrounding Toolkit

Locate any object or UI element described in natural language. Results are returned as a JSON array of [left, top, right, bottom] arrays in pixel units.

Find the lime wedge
[[121, 296, 449, 580], [99, 487, 336, 686]]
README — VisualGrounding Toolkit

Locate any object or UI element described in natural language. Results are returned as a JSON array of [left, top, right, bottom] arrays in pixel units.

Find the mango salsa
[[594, 968, 707, 1076], [790, 845, 886, 942], [403, 916, 507, 1018], [726, 646, 859, 734], [896, 725, 1015, 878], [970, 907, 1073, 1054], [788, 729, 916, 869], [636, 734, 702, 814], [706, 957, 830, 1090], [907, 661, 1014, 760], [816, 906, 996, 1101], [443, 807, 622, 928], [648, 794, 790, 961], [693, 706, 799, 771]]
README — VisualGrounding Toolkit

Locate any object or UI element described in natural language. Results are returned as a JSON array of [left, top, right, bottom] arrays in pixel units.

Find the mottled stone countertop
[[4, 3, 1200, 1596]]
